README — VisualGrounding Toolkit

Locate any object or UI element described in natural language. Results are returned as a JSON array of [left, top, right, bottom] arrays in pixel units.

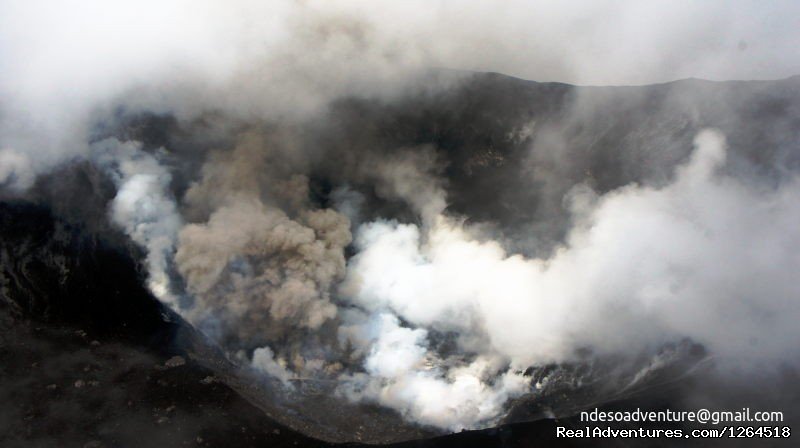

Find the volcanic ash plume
[[174, 132, 352, 346], [176, 198, 350, 339]]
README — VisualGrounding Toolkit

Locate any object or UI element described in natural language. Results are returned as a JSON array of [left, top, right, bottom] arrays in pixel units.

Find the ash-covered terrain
[[2, 72, 800, 447]]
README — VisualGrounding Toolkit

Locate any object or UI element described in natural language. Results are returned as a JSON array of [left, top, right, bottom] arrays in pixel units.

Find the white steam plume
[[334, 130, 800, 428], [251, 346, 296, 388], [337, 313, 529, 431], [91, 139, 183, 308]]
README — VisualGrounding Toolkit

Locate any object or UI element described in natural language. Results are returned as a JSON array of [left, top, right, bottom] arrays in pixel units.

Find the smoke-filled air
[[2, 0, 800, 440]]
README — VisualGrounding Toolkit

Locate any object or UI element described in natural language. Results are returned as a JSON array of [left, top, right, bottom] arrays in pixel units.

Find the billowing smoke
[[111, 125, 797, 431], [337, 312, 530, 430], [324, 131, 800, 428], [92, 138, 183, 309], [172, 131, 352, 345], [2, 0, 800, 438], [175, 195, 351, 340]]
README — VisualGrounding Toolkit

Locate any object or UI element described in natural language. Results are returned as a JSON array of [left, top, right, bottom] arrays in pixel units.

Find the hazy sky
[[2, 1, 798, 172], [2, 0, 799, 93]]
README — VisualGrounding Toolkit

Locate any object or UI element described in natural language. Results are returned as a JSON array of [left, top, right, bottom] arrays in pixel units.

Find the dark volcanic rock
[[0, 201, 330, 447]]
